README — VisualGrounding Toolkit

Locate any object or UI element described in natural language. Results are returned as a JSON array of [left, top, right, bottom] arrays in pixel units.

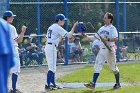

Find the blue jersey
[[0, 18, 15, 93]]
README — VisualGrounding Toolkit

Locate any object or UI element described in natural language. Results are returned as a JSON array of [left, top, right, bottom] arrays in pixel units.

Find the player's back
[[9, 24, 18, 47]]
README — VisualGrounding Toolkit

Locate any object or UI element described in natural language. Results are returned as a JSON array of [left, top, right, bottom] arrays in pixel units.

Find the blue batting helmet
[[55, 14, 67, 21], [76, 22, 87, 32]]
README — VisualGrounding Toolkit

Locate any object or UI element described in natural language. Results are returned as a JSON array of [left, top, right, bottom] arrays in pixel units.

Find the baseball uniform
[[0, 18, 15, 93], [45, 14, 77, 90], [84, 12, 121, 89], [94, 24, 119, 73]]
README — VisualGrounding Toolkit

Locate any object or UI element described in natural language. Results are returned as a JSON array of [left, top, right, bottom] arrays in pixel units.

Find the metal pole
[[6, 0, 10, 10], [64, 0, 68, 65], [36, 0, 41, 44], [116, 0, 120, 62], [124, 0, 126, 39]]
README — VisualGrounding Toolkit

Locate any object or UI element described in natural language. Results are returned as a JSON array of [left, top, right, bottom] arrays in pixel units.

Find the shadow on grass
[[82, 89, 114, 93]]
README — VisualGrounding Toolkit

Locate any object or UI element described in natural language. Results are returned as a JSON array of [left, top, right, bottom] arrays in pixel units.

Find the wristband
[[108, 38, 110, 41]]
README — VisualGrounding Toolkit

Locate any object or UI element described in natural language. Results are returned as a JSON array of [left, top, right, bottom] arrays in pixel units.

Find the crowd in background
[[19, 35, 84, 66], [18, 35, 130, 66]]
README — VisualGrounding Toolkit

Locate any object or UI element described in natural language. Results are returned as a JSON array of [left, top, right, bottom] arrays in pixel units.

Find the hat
[[27, 36, 32, 39], [3, 11, 16, 17], [55, 14, 67, 21]]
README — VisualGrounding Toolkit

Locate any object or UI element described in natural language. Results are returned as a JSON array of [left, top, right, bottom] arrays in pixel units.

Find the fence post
[[36, 0, 41, 44], [116, 0, 120, 62], [124, 0, 126, 39], [6, 0, 10, 10], [64, 0, 68, 65]]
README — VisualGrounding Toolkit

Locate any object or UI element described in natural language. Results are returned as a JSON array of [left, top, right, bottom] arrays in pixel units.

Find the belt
[[48, 43, 56, 47], [102, 48, 106, 49]]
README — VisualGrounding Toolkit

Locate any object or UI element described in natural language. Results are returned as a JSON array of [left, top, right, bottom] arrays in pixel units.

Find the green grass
[[54, 62, 140, 93], [57, 63, 140, 83], [49, 85, 140, 93]]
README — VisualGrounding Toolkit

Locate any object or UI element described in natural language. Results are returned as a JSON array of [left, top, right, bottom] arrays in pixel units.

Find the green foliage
[[41, 37, 46, 45], [9, 0, 140, 34]]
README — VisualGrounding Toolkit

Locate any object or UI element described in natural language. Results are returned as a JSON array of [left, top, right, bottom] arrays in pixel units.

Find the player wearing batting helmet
[[84, 12, 121, 89], [3, 11, 27, 93], [0, 18, 15, 93], [45, 14, 78, 90]]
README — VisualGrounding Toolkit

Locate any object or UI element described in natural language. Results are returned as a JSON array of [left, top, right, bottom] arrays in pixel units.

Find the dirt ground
[[8, 64, 87, 93]]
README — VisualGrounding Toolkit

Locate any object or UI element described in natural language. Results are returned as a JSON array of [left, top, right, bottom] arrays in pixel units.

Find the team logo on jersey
[[100, 30, 109, 35]]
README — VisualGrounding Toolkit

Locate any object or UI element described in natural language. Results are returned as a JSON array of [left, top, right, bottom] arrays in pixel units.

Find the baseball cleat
[[51, 85, 63, 89], [9, 89, 22, 93], [45, 85, 59, 91], [84, 82, 95, 89], [45, 85, 53, 92], [113, 83, 121, 89]]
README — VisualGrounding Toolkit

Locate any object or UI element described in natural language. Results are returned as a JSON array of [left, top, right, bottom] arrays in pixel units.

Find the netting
[[3, 1, 140, 66], [0, 0, 7, 17]]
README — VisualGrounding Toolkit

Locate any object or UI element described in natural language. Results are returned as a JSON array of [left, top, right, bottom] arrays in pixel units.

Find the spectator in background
[[25, 37, 43, 65], [68, 35, 79, 62], [57, 40, 65, 63], [19, 44, 26, 66], [121, 45, 127, 60], [74, 37, 83, 62]]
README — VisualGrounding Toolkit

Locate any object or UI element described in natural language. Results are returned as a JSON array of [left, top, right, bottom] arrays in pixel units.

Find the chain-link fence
[[0, 0, 7, 17], [2, 1, 140, 66]]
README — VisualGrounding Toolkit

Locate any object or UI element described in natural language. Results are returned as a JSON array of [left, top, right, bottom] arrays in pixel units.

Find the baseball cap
[[55, 14, 67, 21], [3, 11, 16, 17], [27, 36, 32, 39]]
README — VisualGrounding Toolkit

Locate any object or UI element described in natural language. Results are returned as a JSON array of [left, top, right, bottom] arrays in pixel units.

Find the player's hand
[[71, 21, 78, 33], [74, 21, 78, 26], [21, 25, 27, 34], [101, 37, 108, 42], [81, 32, 87, 38]]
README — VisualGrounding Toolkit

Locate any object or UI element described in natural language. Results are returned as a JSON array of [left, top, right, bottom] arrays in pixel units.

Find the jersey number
[[48, 29, 52, 38]]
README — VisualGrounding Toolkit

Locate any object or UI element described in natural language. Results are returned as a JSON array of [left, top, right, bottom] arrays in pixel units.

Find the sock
[[93, 73, 99, 84], [12, 73, 18, 91], [47, 70, 53, 87], [51, 72, 56, 86], [115, 72, 120, 84]]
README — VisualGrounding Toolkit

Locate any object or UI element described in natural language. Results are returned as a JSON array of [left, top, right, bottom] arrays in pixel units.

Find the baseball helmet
[[76, 22, 87, 32], [55, 14, 67, 21], [3, 11, 16, 17]]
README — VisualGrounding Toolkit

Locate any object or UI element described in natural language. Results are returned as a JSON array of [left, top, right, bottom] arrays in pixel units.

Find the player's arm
[[81, 33, 96, 41], [100, 37, 118, 42], [68, 21, 78, 38], [107, 38, 118, 42], [16, 25, 27, 43]]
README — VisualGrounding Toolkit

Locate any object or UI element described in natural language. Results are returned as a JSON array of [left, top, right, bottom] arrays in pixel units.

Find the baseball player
[[3, 11, 27, 93], [84, 12, 121, 89], [0, 18, 15, 93], [45, 14, 78, 90]]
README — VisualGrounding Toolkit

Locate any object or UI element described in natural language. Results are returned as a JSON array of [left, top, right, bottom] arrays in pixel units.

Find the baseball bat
[[87, 22, 112, 51]]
